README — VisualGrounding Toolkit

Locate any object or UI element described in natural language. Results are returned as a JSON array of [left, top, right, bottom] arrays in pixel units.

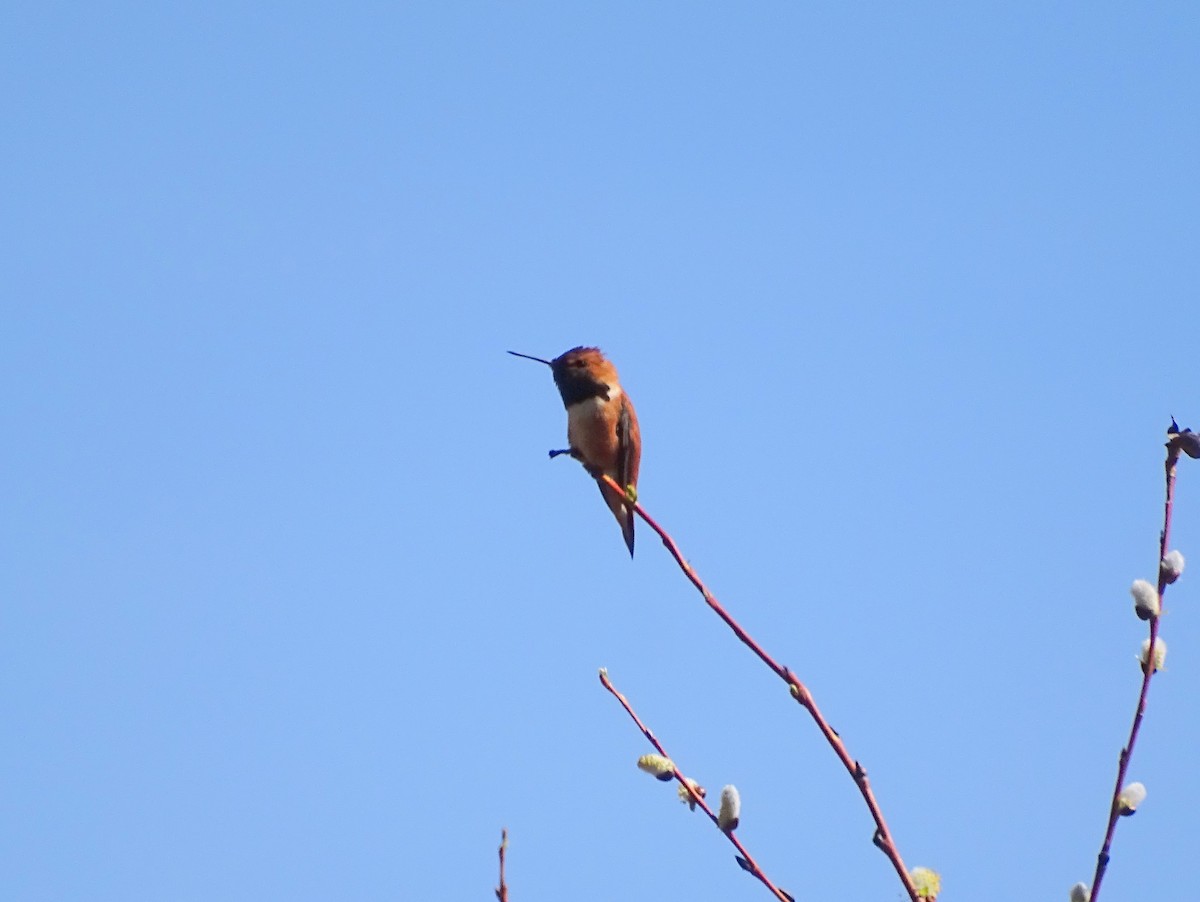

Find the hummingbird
[[509, 346, 642, 556]]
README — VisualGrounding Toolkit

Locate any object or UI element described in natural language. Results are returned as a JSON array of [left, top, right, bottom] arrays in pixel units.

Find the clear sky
[[3, 4, 1198, 900]]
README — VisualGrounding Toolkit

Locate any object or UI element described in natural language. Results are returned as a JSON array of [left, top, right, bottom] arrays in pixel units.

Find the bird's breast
[[566, 387, 622, 470]]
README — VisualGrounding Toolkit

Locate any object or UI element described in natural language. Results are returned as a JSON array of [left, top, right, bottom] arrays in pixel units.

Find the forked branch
[[599, 474, 921, 901]]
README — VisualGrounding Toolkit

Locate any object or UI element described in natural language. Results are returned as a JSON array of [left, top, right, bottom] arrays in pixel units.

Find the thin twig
[[600, 475, 920, 901], [599, 669, 793, 902], [495, 828, 508, 902], [1089, 440, 1181, 900]]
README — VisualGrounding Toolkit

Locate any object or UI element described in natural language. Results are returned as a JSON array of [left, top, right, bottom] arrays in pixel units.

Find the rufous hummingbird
[[509, 346, 641, 556]]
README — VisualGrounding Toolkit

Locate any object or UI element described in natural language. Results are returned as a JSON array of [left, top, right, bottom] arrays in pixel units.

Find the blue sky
[[3, 3, 1198, 900]]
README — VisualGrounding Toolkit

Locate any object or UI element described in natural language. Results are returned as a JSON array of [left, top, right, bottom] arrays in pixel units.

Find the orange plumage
[[510, 346, 641, 556]]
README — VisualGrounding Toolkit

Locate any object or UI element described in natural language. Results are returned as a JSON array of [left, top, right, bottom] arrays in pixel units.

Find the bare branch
[[495, 828, 508, 902]]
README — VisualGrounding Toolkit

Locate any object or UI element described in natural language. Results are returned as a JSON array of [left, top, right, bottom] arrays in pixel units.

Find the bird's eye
[[571, 359, 585, 368]]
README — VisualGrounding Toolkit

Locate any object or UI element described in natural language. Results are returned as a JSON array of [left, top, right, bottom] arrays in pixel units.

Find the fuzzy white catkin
[[1117, 781, 1146, 815], [717, 784, 741, 830], [1069, 882, 1090, 902], [1139, 637, 1167, 673], [1130, 579, 1160, 620], [1162, 549, 1186, 583]]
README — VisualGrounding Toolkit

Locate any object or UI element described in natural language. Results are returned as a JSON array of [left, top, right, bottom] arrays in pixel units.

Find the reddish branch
[[599, 669, 793, 902], [600, 475, 921, 902], [1089, 437, 1185, 900], [495, 828, 508, 902]]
